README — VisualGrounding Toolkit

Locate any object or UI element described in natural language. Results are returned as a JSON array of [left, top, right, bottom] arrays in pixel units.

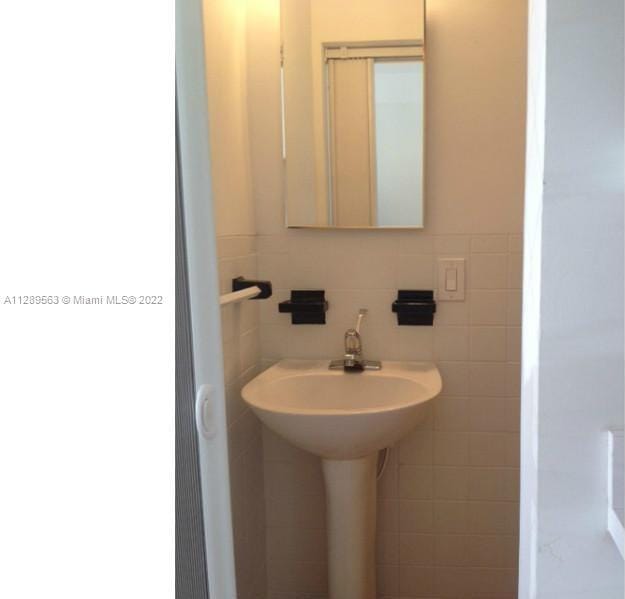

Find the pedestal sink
[[241, 359, 442, 599]]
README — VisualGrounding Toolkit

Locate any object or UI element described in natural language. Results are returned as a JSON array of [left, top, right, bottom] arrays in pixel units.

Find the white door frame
[[175, 0, 237, 596]]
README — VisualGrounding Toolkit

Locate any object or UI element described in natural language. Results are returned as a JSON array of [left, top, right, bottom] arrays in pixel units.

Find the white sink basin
[[242, 358, 441, 599], [241, 359, 442, 460]]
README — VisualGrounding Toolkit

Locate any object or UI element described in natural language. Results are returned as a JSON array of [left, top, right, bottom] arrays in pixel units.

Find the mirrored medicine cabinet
[[281, 0, 426, 229]]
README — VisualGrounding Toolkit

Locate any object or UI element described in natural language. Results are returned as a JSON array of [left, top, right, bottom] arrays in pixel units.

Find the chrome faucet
[[329, 308, 382, 371]]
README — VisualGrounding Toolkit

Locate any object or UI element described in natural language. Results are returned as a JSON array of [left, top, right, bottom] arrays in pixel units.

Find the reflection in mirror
[[281, 0, 425, 228]]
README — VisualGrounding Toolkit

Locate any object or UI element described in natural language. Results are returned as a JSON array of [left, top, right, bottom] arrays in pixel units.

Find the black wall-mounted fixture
[[279, 290, 329, 324], [232, 276, 272, 299], [392, 290, 436, 325]]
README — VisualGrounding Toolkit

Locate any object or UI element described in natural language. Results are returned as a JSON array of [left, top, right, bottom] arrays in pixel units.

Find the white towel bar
[[219, 285, 261, 306]]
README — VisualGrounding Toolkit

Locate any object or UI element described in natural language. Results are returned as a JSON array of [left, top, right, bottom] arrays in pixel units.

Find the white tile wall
[[217, 235, 267, 599], [258, 232, 522, 598]]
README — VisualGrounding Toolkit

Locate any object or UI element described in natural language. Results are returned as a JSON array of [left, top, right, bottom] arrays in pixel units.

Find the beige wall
[[204, 0, 255, 237], [281, 0, 318, 224], [202, 1, 266, 597], [247, 0, 527, 597]]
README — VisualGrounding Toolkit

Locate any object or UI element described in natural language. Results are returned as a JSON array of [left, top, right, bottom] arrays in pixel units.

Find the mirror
[[281, 0, 425, 229]]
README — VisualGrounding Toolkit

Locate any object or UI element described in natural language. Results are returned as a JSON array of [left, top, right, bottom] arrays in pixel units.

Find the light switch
[[438, 258, 465, 301], [445, 268, 457, 291]]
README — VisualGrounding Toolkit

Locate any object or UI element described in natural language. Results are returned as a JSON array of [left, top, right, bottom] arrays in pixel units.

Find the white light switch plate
[[438, 258, 465, 301]]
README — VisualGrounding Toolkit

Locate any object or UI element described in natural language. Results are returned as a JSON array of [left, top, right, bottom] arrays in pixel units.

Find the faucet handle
[[355, 308, 368, 334]]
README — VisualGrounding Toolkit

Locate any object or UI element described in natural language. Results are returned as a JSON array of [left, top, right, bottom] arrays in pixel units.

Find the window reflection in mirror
[[281, 0, 425, 228]]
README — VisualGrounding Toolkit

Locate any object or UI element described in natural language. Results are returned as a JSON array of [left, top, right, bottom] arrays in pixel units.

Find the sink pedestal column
[[322, 454, 377, 599]]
